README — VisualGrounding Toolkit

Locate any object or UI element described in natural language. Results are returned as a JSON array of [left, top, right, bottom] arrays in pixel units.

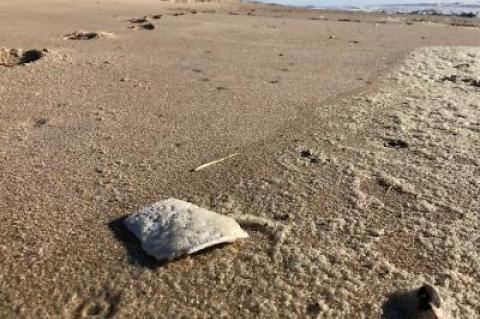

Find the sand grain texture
[[0, 0, 479, 318]]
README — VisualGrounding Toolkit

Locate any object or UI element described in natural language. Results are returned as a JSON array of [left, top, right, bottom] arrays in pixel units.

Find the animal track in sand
[[64, 31, 114, 40], [0, 48, 45, 67], [71, 288, 122, 319]]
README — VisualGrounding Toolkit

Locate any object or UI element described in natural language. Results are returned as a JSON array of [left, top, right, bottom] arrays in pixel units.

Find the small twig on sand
[[383, 186, 392, 202], [192, 153, 239, 172]]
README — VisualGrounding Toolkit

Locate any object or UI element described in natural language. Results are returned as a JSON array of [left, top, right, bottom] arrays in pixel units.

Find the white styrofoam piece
[[124, 198, 249, 261]]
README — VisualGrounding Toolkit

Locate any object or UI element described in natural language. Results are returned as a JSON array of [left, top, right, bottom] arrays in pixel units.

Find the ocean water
[[250, 0, 480, 15]]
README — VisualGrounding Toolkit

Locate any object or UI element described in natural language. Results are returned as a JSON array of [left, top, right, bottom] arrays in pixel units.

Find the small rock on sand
[[382, 284, 444, 319]]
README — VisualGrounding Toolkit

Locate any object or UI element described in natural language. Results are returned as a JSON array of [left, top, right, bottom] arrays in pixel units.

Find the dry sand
[[0, 0, 479, 318]]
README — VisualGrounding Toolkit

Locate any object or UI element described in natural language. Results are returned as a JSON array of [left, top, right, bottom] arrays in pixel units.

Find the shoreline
[[245, 0, 480, 16], [235, 1, 480, 29]]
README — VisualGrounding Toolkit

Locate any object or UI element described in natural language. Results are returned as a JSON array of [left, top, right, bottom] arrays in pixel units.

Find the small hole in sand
[[306, 302, 321, 316], [384, 139, 409, 149], [34, 118, 48, 127], [20, 50, 43, 64], [300, 150, 312, 158], [0, 48, 44, 67]]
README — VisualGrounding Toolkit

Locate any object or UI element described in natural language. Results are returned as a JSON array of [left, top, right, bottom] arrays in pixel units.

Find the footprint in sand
[[129, 22, 156, 30], [128, 14, 161, 30], [0, 48, 45, 67], [128, 14, 161, 23], [137, 22, 156, 30], [64, 31, 114, 40]]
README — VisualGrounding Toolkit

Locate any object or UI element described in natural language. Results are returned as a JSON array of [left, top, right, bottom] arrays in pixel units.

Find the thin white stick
[[193, 153, 239, 172]]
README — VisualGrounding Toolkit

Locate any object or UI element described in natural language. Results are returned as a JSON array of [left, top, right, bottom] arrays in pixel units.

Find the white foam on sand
[[208, 46, 479, 317]]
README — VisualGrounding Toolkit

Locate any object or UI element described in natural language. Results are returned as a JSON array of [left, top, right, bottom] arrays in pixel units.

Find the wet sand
[[1, 0, 479, 318]]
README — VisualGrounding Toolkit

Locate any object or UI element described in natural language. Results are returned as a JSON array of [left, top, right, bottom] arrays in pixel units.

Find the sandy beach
[[1, 0, 479, 318]]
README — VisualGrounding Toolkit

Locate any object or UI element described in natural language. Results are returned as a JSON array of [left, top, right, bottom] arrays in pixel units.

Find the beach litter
[[124, 198, 248, 261]]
